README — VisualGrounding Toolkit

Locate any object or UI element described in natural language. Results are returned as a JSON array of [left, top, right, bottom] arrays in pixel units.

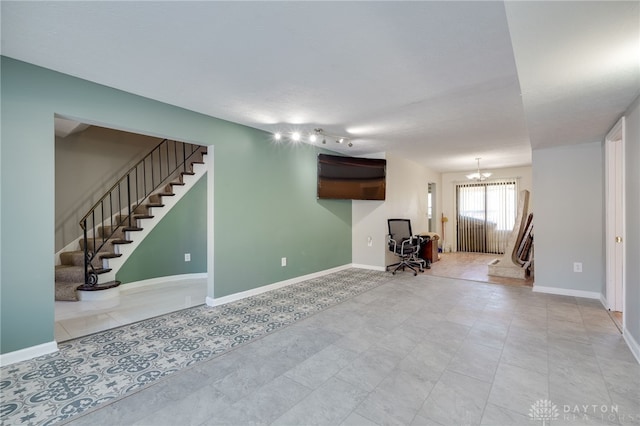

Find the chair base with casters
[[386, 253, 427, 276], [386, 219, 430, 276]]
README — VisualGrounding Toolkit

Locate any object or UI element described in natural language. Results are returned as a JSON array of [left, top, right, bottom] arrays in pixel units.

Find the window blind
[[456, 180, 517, 254]]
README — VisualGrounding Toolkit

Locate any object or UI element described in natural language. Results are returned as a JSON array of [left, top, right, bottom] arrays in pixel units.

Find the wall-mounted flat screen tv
[[317, 154, 386, 200]]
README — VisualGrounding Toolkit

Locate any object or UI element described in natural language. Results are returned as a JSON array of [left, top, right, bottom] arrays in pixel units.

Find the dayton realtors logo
[[530, 399, 637, 424], [529, 399, 560, 425]]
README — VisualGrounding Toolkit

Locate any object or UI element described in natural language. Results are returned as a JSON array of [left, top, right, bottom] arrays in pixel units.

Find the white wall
[[532, 142, 603, 295], [441, 166, 533, 252], [352, 200, 386, 269], [352, 152, 441, 269]]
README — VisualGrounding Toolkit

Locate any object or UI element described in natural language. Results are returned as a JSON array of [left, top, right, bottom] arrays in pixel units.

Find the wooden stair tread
[[111, 239, 133, 245], [132, 214, 154, 219], [99, 253, 122, 259]]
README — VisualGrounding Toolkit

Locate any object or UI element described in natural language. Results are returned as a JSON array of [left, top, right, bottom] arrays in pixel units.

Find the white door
[[605, 118, 625, 313]]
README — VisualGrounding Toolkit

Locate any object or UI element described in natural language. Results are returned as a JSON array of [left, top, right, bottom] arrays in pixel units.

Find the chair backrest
[[388, 219, 413, 242]]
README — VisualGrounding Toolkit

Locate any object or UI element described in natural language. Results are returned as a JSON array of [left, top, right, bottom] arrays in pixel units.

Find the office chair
[[386, 219, 429, 276]]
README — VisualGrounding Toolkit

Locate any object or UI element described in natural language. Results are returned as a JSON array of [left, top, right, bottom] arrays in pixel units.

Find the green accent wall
[[0, 57, 351, 355], [116, 175, 208, 283]]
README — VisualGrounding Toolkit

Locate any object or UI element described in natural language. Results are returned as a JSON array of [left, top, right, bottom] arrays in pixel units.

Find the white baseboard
[[600, 293, 609, 309], [121, 273, 208, 292], [623, 327, 640, 365], [206, 264, 352, 307], [533, 285, 601, 300], [352, 264, 386, 271], [0, 341, 58, 367]]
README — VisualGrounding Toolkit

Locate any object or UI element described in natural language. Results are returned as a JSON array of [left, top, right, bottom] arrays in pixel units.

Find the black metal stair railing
[[79, 139, 206, 287]]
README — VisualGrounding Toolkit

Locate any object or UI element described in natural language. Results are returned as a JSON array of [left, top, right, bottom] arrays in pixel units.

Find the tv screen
[[317, 154, 386, 200]]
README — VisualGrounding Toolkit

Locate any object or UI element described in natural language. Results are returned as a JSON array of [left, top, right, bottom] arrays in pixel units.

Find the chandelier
[[466, 158, 492, 181]]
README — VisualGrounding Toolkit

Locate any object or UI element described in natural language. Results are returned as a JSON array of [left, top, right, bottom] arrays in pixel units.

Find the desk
[[420, 233, 440, 263]]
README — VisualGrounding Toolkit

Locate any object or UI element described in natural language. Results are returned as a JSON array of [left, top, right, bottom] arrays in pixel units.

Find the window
[[427, 182, 436, 232], [456, 180, 517, 253]]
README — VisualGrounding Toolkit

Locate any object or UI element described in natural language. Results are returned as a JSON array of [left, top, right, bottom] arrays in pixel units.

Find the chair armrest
[[400, 237, 418, 255], [387, 234, 398, 252]]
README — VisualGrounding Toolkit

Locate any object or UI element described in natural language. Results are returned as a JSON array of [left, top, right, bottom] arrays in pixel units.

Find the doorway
[[54, 117, 210, 341], [605, 117, 625, 331]]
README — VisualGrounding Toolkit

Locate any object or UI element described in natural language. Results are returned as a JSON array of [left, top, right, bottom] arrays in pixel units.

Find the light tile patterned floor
[[2, 268, 639, 426]]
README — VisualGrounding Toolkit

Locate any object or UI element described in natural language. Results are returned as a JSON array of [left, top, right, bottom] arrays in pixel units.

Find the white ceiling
[[2, 1, 638, 173]]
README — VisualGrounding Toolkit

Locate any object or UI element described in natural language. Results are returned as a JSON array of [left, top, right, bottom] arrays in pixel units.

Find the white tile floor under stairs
[[55, 278, 207, 342]]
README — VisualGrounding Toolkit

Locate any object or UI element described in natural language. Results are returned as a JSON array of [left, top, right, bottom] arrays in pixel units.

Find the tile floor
[[425, 252, 534, 287], [2, 268, 639, 426], [55, 278, 208, 342]]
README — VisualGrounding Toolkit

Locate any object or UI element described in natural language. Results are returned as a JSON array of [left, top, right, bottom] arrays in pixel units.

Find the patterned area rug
[[0, 268, 388, 426]]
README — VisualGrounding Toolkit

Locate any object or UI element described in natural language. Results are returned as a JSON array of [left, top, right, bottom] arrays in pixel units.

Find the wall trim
[[121, 273, 207, 292], [623, 327, 640, 364], [532, 285, 601, 300], [599, 293, 608, 309], [534, 286, 639, 365], [0, 341, 59, 367], [352, 263, 386, 271], [206, 264, 354, 307]]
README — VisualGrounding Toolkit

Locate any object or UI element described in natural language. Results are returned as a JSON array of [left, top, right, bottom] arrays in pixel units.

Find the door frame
[[604, 117, 625, 318]]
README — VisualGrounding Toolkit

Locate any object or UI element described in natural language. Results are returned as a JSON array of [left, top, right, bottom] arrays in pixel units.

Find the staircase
[[55, 140, 207, 301]]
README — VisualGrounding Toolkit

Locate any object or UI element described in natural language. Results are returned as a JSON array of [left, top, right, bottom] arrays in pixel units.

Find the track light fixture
[[314, 128, 353, 148], [271, 128, 353, 147]]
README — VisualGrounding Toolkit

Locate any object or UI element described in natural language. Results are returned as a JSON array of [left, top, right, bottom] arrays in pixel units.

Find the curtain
[[456, 180, 517, 254]]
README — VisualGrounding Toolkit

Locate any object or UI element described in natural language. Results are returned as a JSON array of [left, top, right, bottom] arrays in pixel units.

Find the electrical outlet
[[573, 262, 582, 272], [281, 257, 287, 267], [184, 253, 191, 262], [367, 236, 373, 247]]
